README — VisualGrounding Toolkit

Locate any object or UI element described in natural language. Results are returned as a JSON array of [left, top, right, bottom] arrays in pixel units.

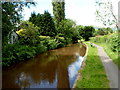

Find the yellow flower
[[16, 29, 26, 36]]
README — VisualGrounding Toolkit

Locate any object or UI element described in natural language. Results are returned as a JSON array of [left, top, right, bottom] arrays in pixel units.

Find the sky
[[22, 0, 119, 28]]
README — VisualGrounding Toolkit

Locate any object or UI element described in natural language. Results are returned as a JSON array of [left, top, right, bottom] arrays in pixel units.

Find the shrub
[[39, 36, 64, 50], [47, 39, 58, 50], [3, 44, 35, 67], [90, 32, 119, 52], [65, 38, 72, 44], [34, 44, 47, 54], [17, 21, 40, 45], [2, 44, 18, 67], [2, 43, 48, 67], [110, 36, 119, 52], [57, 43, 65, 48]]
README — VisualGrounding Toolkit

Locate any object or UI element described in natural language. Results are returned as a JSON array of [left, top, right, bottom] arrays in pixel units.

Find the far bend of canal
[[3, 44, 86, 88]]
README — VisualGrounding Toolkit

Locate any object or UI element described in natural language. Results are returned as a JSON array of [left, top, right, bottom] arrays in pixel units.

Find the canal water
[[2, 44, 86, 88]]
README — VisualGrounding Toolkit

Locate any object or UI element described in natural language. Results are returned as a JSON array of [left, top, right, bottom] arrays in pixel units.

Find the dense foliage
[[77, 25, 95, 41], [2, 44, 47, 67], [29, 11, 56, 36], [94, 27, 113, 36], [2, 35, 67, 67], [2, 2, 35, 44], [52, 0, 65, 26], [90, 31, 119, 52], [57, 19, 82, 43], [17, 21, 40, 45]]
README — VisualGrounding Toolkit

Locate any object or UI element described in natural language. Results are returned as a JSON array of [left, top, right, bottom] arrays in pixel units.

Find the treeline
[[94, 27, 113, 36]]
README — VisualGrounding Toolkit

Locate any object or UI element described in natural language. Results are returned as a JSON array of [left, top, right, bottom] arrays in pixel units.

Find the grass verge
[[92, 42, 119, 69], [76, 42, 109, 88]]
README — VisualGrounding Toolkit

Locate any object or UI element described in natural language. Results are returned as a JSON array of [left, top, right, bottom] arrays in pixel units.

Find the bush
[[57, 43, 65, 48], [65, 38, 72, 44], [90, 32, 119, 52], [46, 39, 58, 50], [34, 44, 47, 53], [2, 43, 47, 67], [3, 44, 18, 67], [110, 36, 119, 52], [39, 36, 66, 50], [55, 36, 65, 43], [17, 21, 40, 45]]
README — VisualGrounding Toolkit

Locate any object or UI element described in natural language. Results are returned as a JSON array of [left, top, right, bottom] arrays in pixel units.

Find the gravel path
[[92, 43, 119, 89]]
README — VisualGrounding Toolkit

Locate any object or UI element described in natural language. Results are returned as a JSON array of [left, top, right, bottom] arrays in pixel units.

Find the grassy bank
[[91, 42, 119, 69], [76, 42, 109, 88]]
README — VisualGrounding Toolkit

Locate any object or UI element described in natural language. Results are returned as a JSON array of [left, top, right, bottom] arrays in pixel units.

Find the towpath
[[93, 43, 119, 89]]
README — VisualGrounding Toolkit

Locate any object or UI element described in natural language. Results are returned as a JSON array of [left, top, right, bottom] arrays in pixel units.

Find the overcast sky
[[22, 0, 119, 28]]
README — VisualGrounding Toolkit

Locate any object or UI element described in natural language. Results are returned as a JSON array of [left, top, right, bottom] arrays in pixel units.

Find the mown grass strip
[[92, 42, 119, 69], [76, 42, 109, 88]]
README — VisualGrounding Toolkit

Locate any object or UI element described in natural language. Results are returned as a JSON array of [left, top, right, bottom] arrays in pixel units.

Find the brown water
[[2, 44, 86, 88]]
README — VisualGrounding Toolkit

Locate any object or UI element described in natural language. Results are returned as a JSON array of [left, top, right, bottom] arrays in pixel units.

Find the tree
[[2, 1, 35, 44], [29, 11, 37, 24], [52, 0, 65, 26], [41, 11, 56, 36], [78, 26, 95, 41], [95, 0, 118, 29], [29, 11, 56, 37], [57, 19, 81, 43], [95, 27, 113, 35]]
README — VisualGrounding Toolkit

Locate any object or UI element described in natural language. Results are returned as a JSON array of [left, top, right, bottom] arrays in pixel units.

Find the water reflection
[[68, 56, 84, 87], [2, 44, 86, 88]]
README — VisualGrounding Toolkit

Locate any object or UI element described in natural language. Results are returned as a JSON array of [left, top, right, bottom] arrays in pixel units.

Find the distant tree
[[106, 27, 113, 34], [52, 0, 65, 26], [97, 28, 107, 35], [96, 27, 113, 35], [78, 26, 95, 41], [95, 0, 118, 29], [2, 1, 35, 44]]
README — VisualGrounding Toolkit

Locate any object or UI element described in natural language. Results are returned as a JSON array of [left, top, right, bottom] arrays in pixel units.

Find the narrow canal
[[2, 44, 86, 88]]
